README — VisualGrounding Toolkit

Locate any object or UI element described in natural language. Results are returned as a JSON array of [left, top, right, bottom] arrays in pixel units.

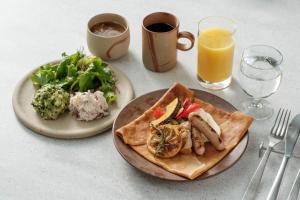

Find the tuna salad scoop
[[69, 90, 109, 121]]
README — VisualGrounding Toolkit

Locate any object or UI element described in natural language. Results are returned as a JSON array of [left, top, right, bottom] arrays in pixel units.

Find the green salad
[[31, 51, 117, 104]]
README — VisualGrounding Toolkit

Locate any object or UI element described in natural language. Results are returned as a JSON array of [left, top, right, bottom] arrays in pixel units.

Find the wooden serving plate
[[113, 89, 248, 181]]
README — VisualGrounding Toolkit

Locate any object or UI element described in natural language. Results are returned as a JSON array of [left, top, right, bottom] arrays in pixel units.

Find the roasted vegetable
[[150, 98, 180, 126], [147, 124, 182, 158], [182, 98, 192, 109], [176, 103, 201, 119]]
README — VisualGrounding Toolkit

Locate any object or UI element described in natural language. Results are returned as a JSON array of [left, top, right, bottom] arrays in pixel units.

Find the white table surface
[[1, 0, 300, 199]]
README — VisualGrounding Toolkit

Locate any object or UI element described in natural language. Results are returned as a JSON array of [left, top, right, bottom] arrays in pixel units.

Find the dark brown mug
[[142, 12, 195, 72]]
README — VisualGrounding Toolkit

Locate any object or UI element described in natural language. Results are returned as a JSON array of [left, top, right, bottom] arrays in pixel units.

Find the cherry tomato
[[153, 107, 164, 119]]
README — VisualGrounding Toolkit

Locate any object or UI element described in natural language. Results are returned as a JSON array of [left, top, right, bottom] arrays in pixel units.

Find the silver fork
[[242, 108, 291, 200]]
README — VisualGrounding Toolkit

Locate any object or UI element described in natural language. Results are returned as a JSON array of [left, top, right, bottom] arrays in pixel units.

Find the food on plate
[[31, 51, 117, 104], [30, 51, 117, 120], [148, 96, 225, 157], [176, 102, 201, 119], [147, 124, 182, 158], [69, 90, 109, 121], [178, 121, 192, 154], [189, 112, 225, 151], [31, 84, 70, 120], [191, 127, 206, 156], [116, 83, 253, 179], [150, 98, 180, 126]]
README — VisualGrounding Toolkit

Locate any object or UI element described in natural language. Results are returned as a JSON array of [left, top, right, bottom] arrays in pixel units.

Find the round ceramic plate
[[113, 89, 248, 181], [13, 60, 134, 139]]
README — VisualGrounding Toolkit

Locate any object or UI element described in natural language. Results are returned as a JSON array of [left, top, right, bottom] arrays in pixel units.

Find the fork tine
[[280, 110, 291, 137], [275, 109, 288, 136], [272, 108, 284, 135], [271, 108, 283, 134], [277, 110, 289, 137]]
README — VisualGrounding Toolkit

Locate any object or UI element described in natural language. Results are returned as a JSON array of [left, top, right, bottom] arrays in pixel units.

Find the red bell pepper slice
[[182, 98, 192, 109], [175, 98, 192, 119], [175, 107, 184, 119], [177, 103, 201, 119]]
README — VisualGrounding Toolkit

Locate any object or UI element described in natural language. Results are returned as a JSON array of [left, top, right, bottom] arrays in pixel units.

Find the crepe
[[116, 83, 253, 179]]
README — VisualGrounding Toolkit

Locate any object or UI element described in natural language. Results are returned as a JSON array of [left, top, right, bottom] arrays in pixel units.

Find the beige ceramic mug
[[142, 12, 195, 72], [87, 13, 130, 61]]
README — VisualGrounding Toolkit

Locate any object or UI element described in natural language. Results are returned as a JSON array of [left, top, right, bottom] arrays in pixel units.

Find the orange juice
[[197, 28, 234, 83]]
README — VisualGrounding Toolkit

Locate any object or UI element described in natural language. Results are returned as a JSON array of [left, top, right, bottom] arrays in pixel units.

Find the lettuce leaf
[[31, 51, 117, 104]]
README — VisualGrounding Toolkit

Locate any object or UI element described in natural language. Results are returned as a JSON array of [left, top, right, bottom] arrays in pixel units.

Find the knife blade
[[267, 114, 300, 200], [287, 169, 300, 200], [285, 114, 300, 156]]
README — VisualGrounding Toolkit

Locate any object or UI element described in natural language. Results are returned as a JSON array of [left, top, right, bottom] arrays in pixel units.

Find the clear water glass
[[239, 45, 283, 120]]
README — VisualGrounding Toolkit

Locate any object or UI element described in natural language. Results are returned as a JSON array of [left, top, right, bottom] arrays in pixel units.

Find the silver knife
[[287, 169, 300, 200], [267, 114, 300, 200]]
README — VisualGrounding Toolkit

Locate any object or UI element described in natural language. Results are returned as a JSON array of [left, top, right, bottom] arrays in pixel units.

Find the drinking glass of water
[[239, 45, 283, 120]]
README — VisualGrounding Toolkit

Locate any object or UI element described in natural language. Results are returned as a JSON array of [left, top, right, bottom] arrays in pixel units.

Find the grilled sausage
[[190, 116, 225, 151]]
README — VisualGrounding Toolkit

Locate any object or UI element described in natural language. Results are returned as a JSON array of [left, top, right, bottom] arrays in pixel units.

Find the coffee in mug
[[142, 12, 195, 72]]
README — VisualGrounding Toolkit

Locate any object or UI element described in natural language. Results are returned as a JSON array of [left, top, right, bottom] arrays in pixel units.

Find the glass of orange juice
[[197, 17, 237, 90]]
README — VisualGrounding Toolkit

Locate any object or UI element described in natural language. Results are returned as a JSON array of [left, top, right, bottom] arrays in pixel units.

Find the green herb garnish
[[150, 124, 171, 156]]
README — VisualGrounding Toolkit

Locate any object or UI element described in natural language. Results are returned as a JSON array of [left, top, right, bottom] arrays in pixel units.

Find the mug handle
[[176, 31, 195, 51]]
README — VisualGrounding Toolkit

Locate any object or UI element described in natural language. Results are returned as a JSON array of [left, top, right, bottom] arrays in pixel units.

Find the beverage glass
[[239, 45, 283, 120], [197, 16, 237, 90]]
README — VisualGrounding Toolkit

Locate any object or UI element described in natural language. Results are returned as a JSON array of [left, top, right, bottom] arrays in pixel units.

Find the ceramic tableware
[[12, 60, 134, 139], [87, 13, 130, 60], [142, 12, 195, 72], [113, 89, 249, 181]]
